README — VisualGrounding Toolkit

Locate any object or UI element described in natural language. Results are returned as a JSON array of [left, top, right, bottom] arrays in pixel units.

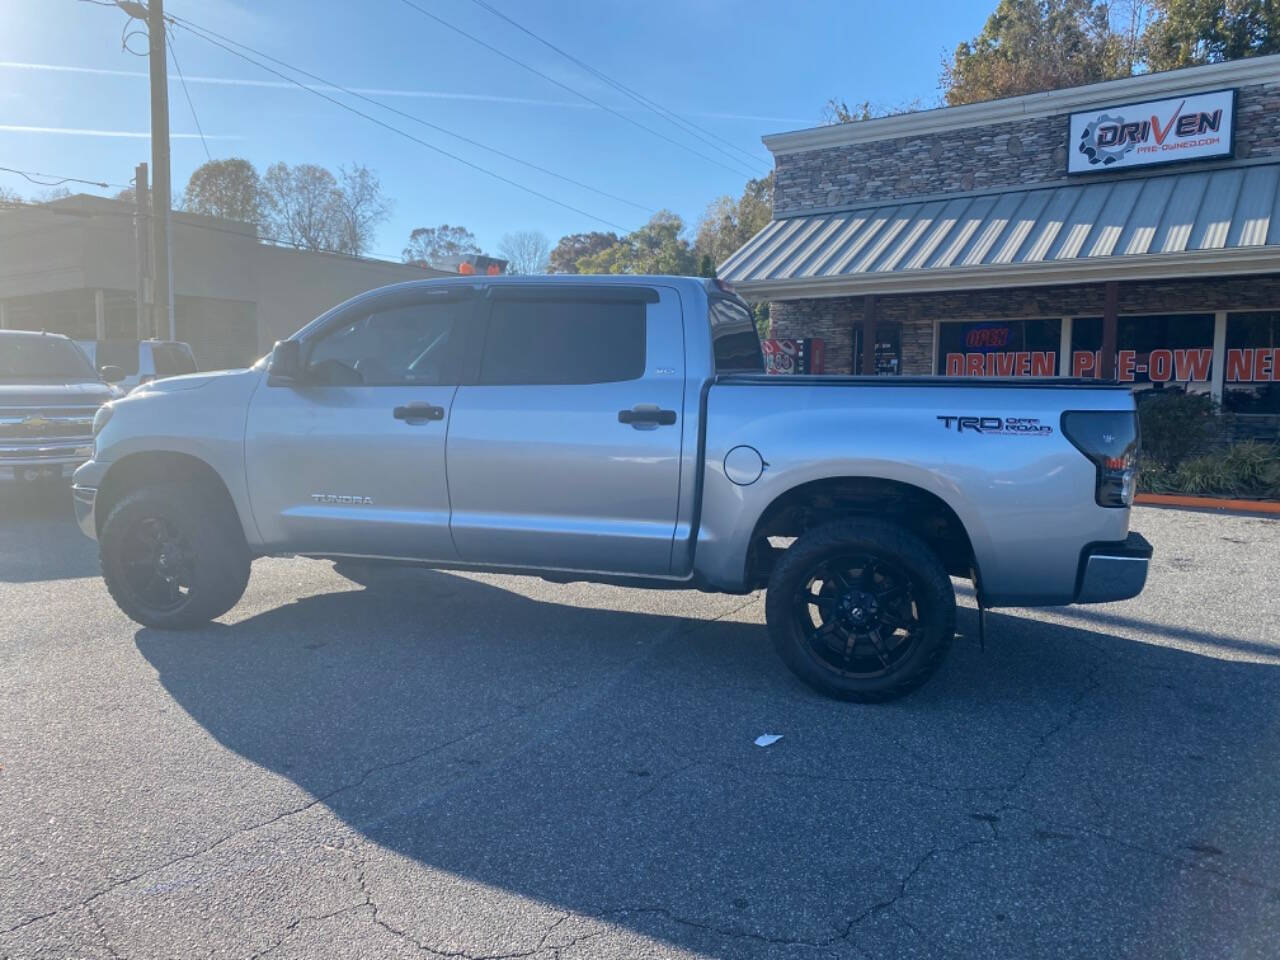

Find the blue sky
[[1, 0, 989, 259]]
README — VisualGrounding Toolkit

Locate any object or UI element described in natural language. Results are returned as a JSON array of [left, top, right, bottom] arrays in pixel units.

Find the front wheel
[[100, 482, 251, 629], [765, 518, 955, 702]]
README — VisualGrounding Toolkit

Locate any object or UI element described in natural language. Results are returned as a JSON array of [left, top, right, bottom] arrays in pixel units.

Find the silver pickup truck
[[73, 275, 1150, 701]]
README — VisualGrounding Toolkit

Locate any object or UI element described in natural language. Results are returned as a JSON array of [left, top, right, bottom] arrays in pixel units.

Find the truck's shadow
[[130, 562, 1280, 955]]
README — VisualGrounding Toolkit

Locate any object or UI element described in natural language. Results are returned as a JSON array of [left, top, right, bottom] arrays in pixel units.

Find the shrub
[[1137, 391, 1216, 467], [1140, 442, 1280, 498]]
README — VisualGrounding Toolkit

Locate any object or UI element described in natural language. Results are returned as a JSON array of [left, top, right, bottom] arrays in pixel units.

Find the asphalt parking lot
[[1, 481, 1278, 960]]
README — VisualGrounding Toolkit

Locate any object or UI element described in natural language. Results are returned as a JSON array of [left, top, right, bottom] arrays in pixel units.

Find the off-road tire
[[765, 518, 955, 702], [100, 482, 250, 629]]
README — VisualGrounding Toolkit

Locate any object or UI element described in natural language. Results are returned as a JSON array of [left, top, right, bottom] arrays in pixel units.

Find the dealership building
[[0, 195, 449, 370], [721, 55, 1280, 420]]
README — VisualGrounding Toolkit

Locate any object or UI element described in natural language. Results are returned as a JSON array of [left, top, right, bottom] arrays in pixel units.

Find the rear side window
[[710, 299, 764, 373], [480, 298, 646, 385], [152, 343, 197, 377], [95, 340, 141, 376]]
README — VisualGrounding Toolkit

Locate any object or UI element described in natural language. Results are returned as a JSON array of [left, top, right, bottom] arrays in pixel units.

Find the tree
[[694, 173, 774, 270], [1142, 0, 1280, 69], [497, 230, 551, 274], [182, 157, 263, 225], [331, 164, 391, 258], [941, 0, 1126, 106], [576, 211, 699, 275], [261, 162, 343, 252], [547, 231, 619, 273], [402, 224, 482, 265]]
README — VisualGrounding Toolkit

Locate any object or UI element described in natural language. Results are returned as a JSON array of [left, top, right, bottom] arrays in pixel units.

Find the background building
[[0, 195, 450, 369], [722, 55, 1280, 426]]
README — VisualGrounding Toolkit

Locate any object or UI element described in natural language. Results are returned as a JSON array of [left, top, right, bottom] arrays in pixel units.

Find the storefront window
[[936, 319, 1060, 376], [1071, 314, 1214, 391], [1223, 311, 1280, 412], [854, 323, 901, 375]]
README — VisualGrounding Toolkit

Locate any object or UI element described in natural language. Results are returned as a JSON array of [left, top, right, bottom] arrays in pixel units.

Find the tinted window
[[709, 299, 763, 373], [152, 343, 197, 378], [480, 298, 645, 385], [95, 340, 141, 375], [307, 300, 467, 386], [0, 336, 96, 380], [936, 319, 1062, 376], [1072, 314, 1213, 389]]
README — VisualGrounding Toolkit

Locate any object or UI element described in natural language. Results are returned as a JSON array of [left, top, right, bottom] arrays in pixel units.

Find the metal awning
[[719, 162, 1280, 298]]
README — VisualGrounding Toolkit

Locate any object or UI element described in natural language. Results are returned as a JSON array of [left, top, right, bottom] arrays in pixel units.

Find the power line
[[165, 27, 212, 163], [168, 18, 635, 232], [165, 13, 653, 215], [394, 0, 760, 180], [0, 164, 130, 190], [466, 0, 769, 173]]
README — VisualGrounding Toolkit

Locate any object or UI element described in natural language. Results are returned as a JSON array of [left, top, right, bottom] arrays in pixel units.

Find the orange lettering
[[1148, 349, 1172, 382], [1031, 352, 1055, 376], [1118, 350, 1137, 382], [1255, 348, 1275, 382], [1072, 350, 1094, 377], [1226, 349, 1251, 382], [1174, 348, 1212, 381]]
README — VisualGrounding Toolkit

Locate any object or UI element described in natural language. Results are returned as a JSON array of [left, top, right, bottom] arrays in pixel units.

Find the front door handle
[[393, 403, 445, 423], [618, 405, 677, 428]]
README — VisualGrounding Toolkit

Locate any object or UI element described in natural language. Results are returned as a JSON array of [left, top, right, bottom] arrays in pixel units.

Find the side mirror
[[267, 340, 302, 385], [100, 365, 125, 384]]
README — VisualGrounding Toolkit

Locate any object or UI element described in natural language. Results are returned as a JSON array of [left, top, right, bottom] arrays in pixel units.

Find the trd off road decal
[[937, 416, 1053, 436]]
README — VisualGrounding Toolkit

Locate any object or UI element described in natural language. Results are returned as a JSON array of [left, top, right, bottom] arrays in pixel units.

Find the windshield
[[0, 336, 98, 381]]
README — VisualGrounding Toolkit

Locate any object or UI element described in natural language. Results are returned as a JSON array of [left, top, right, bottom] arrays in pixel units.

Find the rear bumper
[[1074, 532, 1152, 604]]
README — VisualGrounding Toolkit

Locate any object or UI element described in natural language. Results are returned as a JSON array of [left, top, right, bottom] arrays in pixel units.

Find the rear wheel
[[765, 518, 955, 702], [100, 482, 250, 629]]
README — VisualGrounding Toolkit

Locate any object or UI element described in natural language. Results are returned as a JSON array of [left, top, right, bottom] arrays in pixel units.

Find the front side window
[[479, 298, 646, 385], [95, 340, 141, 376], [306, 299, 467, 386]]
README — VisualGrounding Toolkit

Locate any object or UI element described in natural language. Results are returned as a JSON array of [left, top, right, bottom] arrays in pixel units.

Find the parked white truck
[[74, 276, 1150, 701]]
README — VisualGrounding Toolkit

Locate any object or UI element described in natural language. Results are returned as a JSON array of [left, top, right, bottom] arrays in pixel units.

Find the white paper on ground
[[754, 734, 783, 747]]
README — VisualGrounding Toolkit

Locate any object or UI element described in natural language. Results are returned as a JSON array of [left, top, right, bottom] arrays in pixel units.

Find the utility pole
[[134, 162, 151, 340], [146, 0, 173, 341]]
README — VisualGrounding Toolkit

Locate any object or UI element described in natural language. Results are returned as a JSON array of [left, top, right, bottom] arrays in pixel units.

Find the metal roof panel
[[717, 162, 1280, 288]]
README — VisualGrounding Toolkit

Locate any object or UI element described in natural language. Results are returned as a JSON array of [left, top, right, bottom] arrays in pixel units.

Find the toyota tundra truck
[[73, 276, 1150, 701]]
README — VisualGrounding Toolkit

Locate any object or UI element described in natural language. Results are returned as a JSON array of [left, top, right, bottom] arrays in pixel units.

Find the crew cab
[[1, 330, 122, 483], [73, 276, 1150, 701]]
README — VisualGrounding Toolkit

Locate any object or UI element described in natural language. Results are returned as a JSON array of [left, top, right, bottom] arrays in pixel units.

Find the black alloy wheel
[[793, 552, 923, 681], [765, 518, 955, 702], [118, 515, 195, 615], [100, 481, 251, 629]]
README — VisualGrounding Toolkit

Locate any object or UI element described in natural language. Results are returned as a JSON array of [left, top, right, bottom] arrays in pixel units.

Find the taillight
[[1061, 410, 1139, 507]]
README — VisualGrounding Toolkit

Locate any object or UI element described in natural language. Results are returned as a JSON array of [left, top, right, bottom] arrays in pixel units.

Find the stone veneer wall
[[774, 81, 1280, 215], [769, 273, 1280, 374]]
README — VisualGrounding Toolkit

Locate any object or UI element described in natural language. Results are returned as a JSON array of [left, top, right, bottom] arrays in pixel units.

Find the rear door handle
[[618, 405, 677, 428], [393, 403, 445, 423]]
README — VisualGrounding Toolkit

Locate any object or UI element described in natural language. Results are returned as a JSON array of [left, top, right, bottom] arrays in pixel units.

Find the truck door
[[447, 285, 685, 575], [244, 288, 477, 560]]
